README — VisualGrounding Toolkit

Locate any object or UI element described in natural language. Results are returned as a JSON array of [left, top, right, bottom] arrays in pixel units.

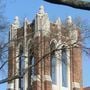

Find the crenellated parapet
[[9, 6, 80, 46]]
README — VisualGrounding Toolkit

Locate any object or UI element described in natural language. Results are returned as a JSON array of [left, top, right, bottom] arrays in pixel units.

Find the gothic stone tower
[[8, 6, 82, 90]]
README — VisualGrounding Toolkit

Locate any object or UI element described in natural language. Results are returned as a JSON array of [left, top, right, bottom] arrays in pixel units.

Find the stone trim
[[72, 82, 80, 88], [44, 75, 52, 81], [8, 83, 14, 89], [33, 75, 41, 81], [32, 75, 51, 82]]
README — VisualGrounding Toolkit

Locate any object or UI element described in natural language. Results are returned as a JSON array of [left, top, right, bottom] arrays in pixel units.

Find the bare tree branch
[[0, 14, 90, 89], [0, 75, 21, 84], [44, 0, 90, 10], [0, 38, 82, 84], [0, 60, 8, 70]]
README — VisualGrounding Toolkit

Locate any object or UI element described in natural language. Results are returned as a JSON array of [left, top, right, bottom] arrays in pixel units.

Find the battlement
[[10, 5, 76, 31]]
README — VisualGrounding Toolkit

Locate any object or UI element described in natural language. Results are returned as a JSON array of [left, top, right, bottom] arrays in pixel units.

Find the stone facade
[[8, 6, 82, 90]]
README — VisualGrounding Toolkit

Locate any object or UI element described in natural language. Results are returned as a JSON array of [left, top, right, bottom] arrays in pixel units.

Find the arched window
[[19, 46, 25, 90], [61, 47, 68, 87], [28, 48, 35, 89], [50, 42, 56, 84]]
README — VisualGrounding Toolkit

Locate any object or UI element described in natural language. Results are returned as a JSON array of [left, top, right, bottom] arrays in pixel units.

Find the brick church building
[[8, 6, 82, 90]]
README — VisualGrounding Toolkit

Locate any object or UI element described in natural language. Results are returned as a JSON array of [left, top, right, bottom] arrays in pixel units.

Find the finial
[[24, 17, 30, 25], [55, 17, 62, 29], [11, 16, 20, 29], [38, 5, 45, 14], [25, 17, 28, 21], [66, 16, 73, 26], [55, 17, 62, 25], [14, 16, 19, 21]]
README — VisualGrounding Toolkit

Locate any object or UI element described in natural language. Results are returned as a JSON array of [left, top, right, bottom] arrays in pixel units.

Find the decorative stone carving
[[70, 29, 78, 44], [35, 5, 50, 37], [10, 16, 20, 40], [38, 5, 45, 15], [11, 16, 20, 30]]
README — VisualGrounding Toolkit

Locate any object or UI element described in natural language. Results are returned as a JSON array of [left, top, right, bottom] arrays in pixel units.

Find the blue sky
[[0, 0, 90, 89]]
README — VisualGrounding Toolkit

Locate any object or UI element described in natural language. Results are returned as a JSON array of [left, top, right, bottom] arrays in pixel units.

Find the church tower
[[8, 6, 82, 90]]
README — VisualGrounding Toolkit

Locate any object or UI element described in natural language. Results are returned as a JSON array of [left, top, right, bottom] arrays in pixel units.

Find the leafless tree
[[0, 16, 89, 88], [0, 0, 9, 86], [0, 1, 89, 90]]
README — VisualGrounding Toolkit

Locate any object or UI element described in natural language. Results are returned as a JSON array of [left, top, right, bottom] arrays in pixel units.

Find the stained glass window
[[28, 48, 35, 90], [50, 42, 56, 84], [62, 47, 68, 87], [19, 46, 24, 90]]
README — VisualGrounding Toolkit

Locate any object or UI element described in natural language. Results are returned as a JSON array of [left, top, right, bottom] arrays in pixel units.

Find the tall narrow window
[[31, 57, 35, 76], [28, 48, 35, 89], [62, 47, 68, 87], [50, 42, 56, 84], [19, 46, 25, 90]]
